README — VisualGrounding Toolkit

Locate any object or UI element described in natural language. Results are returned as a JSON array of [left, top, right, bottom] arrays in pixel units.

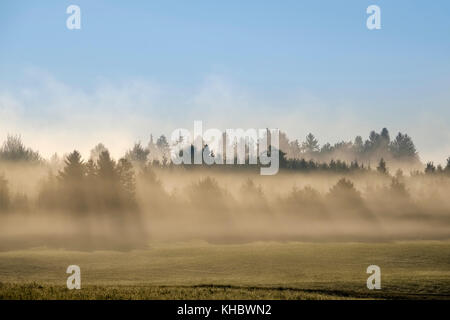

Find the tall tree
[[156, 135, 170, 163], [390, 133, 417, 160], [59, 151, 85, 183], [367, 130, 381, 150], [96, 151, 117, 181], [58, 151, 86, 212], [96, 150, 120, 210], [353, 136, 364, 154], [379, 128, 390, 153], [302, 133, 319, 153], [117, 158, 136, 207], [380, 128, 390, 144]]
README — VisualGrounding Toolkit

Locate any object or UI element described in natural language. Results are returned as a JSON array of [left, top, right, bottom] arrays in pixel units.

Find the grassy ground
[[0, 241, 449, 299]]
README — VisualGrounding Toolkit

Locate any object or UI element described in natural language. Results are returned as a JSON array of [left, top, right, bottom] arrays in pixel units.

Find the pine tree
[[390, 133, 417, 160], [302, 133, 319, 153], [96, 151, 117, 181], [96, 151, 122, 210], [125, 142, 150, 164], [59, 151, 85, 183], [58, 151, 86, 212]]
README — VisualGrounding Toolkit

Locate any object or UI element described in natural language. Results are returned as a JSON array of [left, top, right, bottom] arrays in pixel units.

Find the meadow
[[1, 241, 449, 299], [1, 134, 450, 299]]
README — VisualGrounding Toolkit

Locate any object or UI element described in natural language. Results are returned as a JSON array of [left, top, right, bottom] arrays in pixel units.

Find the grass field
[[1, 241, 449, 299]]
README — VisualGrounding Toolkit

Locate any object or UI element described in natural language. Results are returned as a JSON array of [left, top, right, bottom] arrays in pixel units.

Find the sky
[[0, 0, 449, 163]]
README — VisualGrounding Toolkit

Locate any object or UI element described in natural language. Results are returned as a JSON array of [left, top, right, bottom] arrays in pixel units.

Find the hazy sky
[[0, 0, 449, 163]]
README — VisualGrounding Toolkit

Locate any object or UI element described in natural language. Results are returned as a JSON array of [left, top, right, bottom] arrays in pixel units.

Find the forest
[[0, 128, 449, 250]]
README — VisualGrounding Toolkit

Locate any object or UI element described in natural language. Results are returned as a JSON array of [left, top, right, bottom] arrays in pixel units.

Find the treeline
[[1, 142, 450, 246], [423, 161, 450, 175], [279, 128, 420, 164], [38, 150, 137, 214], [0, 128, 422, 167], [0, 148, 449, 217], [0, 175, 29, 213], [125, 127, 421, 166], [0, 150, 137, 215], [0, 135, 41, 163], [0, 132, 449, 177]]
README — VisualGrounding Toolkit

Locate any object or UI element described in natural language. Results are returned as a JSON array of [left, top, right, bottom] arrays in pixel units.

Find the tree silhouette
[[187, 176, 226, 212], [156, 135, 170, 163], [320, 143, 333, 154], [95, 151, 137, 210], [95, 150, 118, 208], [125, 142, 150, 164], [366, 130, 380, 152], [85, 159, 97, 178], [353, 136, 364, 154], [283, 185, 325, 218], [302, 133, 319, 153], [117, 158, 136, 207], [328, 178, 361, 201], [59, 151, 85, 183], [445, 157, 450, 174], [327, 178, 375, 220], [58, 151, 87, 213], [97, 151, 116, 181], [377, 158, 388, 175], [425, 162, 436, 174], [380, 128, 390, 146], [0, 135, 40, 163], [390, 133, 417, 160], [90, 143, 108, 162]]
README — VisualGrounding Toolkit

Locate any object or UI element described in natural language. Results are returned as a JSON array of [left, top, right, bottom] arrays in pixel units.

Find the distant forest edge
[[1, 128, 450, 247], [0, 128, 448, 173]]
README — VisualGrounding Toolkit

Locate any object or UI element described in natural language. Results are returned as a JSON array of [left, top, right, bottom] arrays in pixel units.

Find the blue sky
[[0, 0, 449, 162]]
